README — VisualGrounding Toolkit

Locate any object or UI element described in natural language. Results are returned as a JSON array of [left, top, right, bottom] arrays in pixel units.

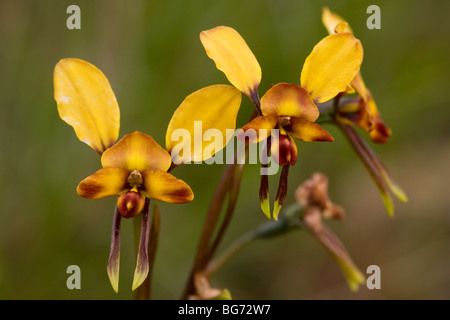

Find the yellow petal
[[200, 26, 261, 101], [322, 7, 353, 35], [350, 72, 370, 102], [77, 167, 129, 199], [102, 131, 171, 172], [238, 115, 278, 143], [288, 117, 334, 142], [260, 83, 319, 121], [141, 169, 194, 204], [166, 85, 241, 164], [54, 58, 120, 154], [301, 33, 363, 103]]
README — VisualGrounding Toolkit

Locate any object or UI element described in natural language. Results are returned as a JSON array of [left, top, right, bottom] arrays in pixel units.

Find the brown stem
[[205, 162, 245, 264], [181, 163, 236, 299], [181, 110, 257, 299]]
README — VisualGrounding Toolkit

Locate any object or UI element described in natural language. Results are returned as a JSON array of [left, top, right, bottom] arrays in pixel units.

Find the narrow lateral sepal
[[132, 199, 151, 291], [107, 205, 122, 293], [273, 165, 290, 221]]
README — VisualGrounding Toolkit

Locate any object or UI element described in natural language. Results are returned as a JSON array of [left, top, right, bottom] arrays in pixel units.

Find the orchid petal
[[77, 167, 129, 199], [261, 83, 319, 120], [102, 131, 171, 172], [288, 117, 334, 142], [301, 33, 363, 103], [200, 26, 261, 103], [166, 85, 241, 164], [54, 58, 120, 154], [238, 115, 278, 143], [322, 7, 353, 35], [141, 169, 194, 204]]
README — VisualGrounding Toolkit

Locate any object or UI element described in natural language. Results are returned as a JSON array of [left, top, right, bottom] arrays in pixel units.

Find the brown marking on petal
[[167, 188, 195, 203], [77, 182, 104, 199], [249, 86, 262, 114]]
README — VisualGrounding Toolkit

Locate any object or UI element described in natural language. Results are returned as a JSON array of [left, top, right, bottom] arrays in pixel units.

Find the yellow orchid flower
[[54, 58, 194, 293], [77, 131, 194, 217], [200, 26, 363, 220], [322, 7, 391, 143], [322, 7, 408, 216]]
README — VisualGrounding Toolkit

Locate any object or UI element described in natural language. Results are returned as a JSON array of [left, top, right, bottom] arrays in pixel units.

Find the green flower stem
[[205, 230, 255, 278], [206, 204, 303, 277]]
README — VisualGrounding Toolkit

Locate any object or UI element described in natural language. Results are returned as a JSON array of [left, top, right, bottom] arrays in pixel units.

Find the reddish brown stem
[[181, 163, 236, 299]]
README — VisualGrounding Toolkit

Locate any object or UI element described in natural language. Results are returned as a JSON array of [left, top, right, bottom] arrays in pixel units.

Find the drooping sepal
[[303, 208, 366, 291], [132, 199, 151, 291], [338, 123, 407, 216], [259, 164, 271, 219], [107, 205, 122, 293], [273, 165, 290, 221]]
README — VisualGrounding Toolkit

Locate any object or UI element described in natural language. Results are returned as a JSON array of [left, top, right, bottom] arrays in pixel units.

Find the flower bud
[[369, 118, 391, 143], [117, 191, 145, 218]]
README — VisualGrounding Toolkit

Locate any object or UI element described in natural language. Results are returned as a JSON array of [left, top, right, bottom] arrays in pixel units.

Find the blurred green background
[[1, 0, 449, 299]]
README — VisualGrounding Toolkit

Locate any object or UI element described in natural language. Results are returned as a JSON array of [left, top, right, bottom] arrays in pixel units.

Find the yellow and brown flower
[[199, 26, 363, 220]]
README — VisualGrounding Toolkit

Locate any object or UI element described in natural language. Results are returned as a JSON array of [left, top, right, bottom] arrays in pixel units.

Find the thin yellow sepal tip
[[107, 270, 119, 293], [132, 269, 149, 291], [272, 201, 282, 221], [391, 185, 408, 203], [381, 192, 394, 217], [384, 177, 408, 203], [345, 269, 366, 292], [260, 197, 271, 219]]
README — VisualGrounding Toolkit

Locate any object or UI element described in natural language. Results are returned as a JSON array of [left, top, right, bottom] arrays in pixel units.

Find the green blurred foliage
[[0, 0, 449, 299]]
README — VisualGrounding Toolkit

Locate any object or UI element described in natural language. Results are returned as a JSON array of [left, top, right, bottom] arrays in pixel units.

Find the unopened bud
[[369, 118, 391, 143]]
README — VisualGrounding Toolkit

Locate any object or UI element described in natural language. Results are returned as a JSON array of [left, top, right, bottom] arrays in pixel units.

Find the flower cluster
[[53, 7, 406, 296]]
